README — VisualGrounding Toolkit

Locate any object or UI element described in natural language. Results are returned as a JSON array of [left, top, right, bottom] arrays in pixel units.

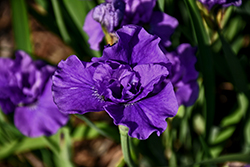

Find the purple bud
[[92, 0, 125, 32]]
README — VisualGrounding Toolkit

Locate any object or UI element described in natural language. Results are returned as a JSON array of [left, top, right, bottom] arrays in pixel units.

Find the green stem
[[76, 115, 111, 139], [119, 125, 136, 167]]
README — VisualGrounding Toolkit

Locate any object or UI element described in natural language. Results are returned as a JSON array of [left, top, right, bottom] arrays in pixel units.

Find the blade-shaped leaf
[[76, 115, 119, 141], [51, 0, 71, 43], [219, 31, 248, 94], [10, 0, 33, 55], [185, 0, 215, 136], [62, 0, 101, 57], [194, 152, 250, 165]]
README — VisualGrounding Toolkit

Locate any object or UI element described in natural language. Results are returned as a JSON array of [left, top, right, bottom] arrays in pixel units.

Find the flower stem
[[76, 114, 111, 139], [102, 26, 118, 46], [119, 125, 136, 167]]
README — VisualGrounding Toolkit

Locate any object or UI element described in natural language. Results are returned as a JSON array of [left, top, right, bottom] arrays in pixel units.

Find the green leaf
[[231, 36, 244, 54], [72, 121, 119, 142], [76, 115, 119, 141], [62, 0, 101, 57], [15, 137, 48, 153], [51, 0, 71, 43], [219, 31, 248, 94], [221, 94, 248, 127], [34, 0, 49, 11], [209, 94, 248, 157], [52, 128, 74, 167], [10, 0, 33, 55], [199, 135, 212, 158], [0, 109, 5, 122], [185, 0, 215, 136], [158, 0, 165, 12], [40, 149, 54, 167], [62, 0, 88, 28], [223, 16, 246, 42], [194, 152, 250, 165], [72, 124, 100, 140], [211, 127, 235, 145], [0, 139, 20, 159], [0, 137, 48, 159], [244, 118, 250, 152]]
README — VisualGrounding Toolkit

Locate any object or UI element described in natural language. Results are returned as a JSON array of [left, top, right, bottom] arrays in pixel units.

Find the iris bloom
[[166, 44, 199, 106], [199, 0, 242, 9], [53, 25, 178, 140], [83, 0, 178, 50], [0, 51, 68, 137]]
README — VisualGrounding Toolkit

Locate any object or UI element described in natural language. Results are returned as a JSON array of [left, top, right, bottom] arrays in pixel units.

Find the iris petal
[[14, 80, 68, 138], [52, 55, 106, 114], [105, 82, 178, 140]]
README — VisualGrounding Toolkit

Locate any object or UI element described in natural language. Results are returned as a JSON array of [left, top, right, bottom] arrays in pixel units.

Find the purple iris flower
[[83, 0, 125, 50], [199, 0, 242, 9], [121, 0, 157, 25], [53, 25, 178, 140], [165, 44, 199, 106], [83, 0, 178, 50], [148, 11, 178, 48], [93, 0, 125, 33], [0, 51, 68, 137]]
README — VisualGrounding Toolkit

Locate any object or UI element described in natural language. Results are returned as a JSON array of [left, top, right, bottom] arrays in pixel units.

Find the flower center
[[93, 62, 141, 103]]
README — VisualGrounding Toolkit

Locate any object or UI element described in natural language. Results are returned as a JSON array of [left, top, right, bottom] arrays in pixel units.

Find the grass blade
[[10, 0, 33, 55], [76, 114, 116, 140], [62, 0, 101, 57], [218, 31, 248, 94], [51, 0, 71, 43], [185, 0, 215, 137], [194, 152, 250, 165]]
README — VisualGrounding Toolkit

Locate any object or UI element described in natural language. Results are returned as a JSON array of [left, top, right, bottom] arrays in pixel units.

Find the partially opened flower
[[53, 25, 178, 140], [0, 51, 68, 137], [199, 0, 242, 9], [83, 0, 178, 50], [83, 0, 125, 50], [166, 44, 199, 106]]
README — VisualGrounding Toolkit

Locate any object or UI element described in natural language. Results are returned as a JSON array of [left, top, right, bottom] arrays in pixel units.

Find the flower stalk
[[119, 125, 136, 167], [102, 26, 118, 46]]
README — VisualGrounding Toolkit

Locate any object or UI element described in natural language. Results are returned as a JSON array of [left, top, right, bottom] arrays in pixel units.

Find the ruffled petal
[[95, 25, 169, 66], [149, 11, 179, 47], [122, 0, 156, 25], [199, 0, 242, 9], [12, 51, 54, 104], [167, 43, 198, 84], [0, 54, 26, 108], [52, 55, 106, 114], [0, 99, 15, 114], [0, 57, 18, 99], [105, 82, 178, 140], [83, 9, 105, 51], [13, 51, 34, 73], [166, 44, 198, 106], [175, 81, 199, 106], [177, 44, 198, 82], [14, 80, 68, 137], [222, 0, 242, 7], [132, 64, 169, 101]]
